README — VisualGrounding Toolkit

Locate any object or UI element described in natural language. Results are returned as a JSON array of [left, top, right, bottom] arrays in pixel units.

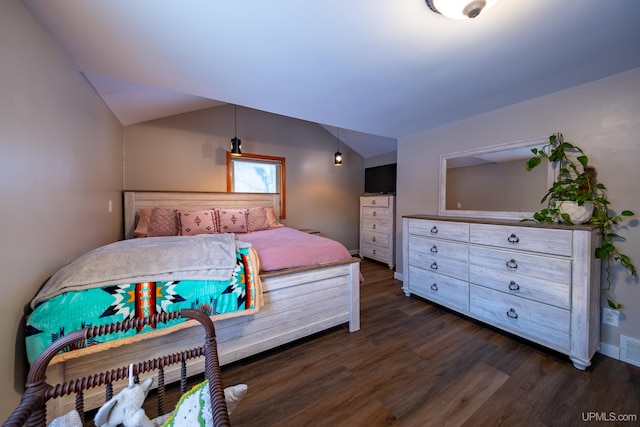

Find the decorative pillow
[[216, 208, 249, 233], [147, 208, 179, 237], [48, 409, 83, 427], [159, 381, 247, 427], [247, 206, 271, 232], [177, 210, 218, 236], [264, 206, 284, 228], [134, 208, 152, 238]]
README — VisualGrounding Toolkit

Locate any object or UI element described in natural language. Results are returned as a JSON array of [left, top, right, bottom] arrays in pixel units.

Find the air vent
[[620, 335, 640, 368]]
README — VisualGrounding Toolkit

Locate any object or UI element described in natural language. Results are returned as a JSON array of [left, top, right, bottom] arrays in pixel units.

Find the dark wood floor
[[214, 259, 639, 426]]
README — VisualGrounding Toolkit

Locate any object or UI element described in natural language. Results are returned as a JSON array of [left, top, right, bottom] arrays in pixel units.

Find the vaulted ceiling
[[22, 0, 640, 158]]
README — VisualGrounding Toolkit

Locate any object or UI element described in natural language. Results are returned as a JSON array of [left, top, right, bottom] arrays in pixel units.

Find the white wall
[[123, 105, 364, 251], [0, 0, 123, 417], [396, 68, 640, 359], [365, 151, 397, 169]]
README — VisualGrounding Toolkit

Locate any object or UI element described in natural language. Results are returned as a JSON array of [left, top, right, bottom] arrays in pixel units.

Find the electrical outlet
[[602, 307, 619, 327]]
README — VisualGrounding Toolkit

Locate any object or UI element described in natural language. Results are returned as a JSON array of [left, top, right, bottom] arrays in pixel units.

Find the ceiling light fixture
[[426, 0, 499, 20], [334, 128, 343, 166], [230, 105, 242, 156]]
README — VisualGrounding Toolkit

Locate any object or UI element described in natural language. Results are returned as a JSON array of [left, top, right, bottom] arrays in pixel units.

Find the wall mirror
[[439, 136, 556, 220]]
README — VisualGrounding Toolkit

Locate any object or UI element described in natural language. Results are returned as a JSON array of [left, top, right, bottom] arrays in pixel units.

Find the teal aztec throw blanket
[[25, 243, 260, 364]]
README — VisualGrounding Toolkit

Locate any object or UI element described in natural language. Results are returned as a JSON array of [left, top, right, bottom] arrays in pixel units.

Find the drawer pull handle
[[431, 226, 438, 234], [507, 233, 520, 244], [506, 308, 518, 319], [372, 249, 377, 255], [372, 237, 377, 242], [372, 224, 377, 230], [373, 211, 377, 216], [430, 283, 438, 291], [508, 281, 520, 291], [430, 245, 438, 253], [371, 200, 376, 205], [506, 259, 518, 270], [430, 262, 438, 270]]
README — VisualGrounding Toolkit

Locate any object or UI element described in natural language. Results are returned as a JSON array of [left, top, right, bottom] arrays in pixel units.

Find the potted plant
[[524, 132, 636, 309]]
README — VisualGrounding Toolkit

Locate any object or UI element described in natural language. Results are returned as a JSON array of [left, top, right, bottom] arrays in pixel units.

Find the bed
[[23, 191, 361, 419]]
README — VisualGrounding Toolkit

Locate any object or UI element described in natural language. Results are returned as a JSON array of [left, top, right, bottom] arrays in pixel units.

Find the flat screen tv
[[365, 163, 397, 194]]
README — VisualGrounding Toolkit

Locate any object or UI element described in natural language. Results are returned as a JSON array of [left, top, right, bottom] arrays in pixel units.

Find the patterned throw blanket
[[25, 235, 262, 363]]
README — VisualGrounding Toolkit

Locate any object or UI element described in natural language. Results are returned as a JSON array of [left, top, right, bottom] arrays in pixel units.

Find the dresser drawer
[[408, 235, 468, 263], [408, 251, 468, 281], [470, 265, 570, 309], [469, 246, 571, 285], [362, 230, 389, 248], [361, 242, 390, 261], [470, 285, 570, 351], [362, 206, 391, 220], [361, 196, 389, 208], [470, 223, 572, 256], [408, 218, 469, 242], [362, 218, 390, 234], [408, 266, 469, 312]]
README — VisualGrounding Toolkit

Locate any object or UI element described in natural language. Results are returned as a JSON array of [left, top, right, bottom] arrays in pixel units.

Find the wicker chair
[[4, 309, 231, 427]]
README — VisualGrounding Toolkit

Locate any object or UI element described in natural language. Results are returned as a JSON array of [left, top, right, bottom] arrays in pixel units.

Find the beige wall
[[0, 0, 123, 417], [123, 105, 365, 252], [396, 68, 640, 358]]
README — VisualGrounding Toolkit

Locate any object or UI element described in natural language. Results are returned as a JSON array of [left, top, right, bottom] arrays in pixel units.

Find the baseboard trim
[[598, 342, 620, 360]]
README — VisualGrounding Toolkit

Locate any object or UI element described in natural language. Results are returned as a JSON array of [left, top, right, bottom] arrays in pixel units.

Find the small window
[[226, 152, 286, 218]]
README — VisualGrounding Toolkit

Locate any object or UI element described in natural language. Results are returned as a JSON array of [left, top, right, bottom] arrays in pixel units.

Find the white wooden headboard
[[123, 191, 281, 239]]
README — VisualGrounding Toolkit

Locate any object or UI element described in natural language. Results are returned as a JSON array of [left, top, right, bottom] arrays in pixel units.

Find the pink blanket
[[237, 227, 353, 272]]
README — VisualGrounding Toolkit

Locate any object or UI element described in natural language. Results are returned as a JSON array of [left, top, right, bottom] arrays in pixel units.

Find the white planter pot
[[557, 201, 594, 224]]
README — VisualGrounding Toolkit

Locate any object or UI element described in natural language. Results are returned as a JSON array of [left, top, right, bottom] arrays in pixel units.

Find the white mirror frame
[[439, 136, 557, 220]]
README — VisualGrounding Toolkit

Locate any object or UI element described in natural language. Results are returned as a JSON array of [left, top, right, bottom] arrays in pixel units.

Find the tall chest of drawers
[[402, 215, 601, 370], [360, 195, 395, 269]]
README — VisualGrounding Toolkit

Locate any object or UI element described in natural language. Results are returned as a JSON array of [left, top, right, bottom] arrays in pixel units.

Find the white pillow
[[48, 409, 82, 427]]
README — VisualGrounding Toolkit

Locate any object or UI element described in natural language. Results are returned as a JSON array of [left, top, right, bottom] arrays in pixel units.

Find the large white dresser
[[402, 215, 601, 370], [360, 194, 395, 269]]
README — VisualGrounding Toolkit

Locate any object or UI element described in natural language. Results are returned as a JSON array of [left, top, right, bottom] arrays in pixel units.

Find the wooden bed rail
[[4, 309, 230, 427]]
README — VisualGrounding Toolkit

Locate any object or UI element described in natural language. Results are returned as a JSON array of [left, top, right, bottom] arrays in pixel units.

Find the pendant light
[[334, 128, 343, 166], [230, 105, 242, 156]]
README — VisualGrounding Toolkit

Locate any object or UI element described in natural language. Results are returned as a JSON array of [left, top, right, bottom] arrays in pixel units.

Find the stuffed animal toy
[[93, 364, 248, 427], [94, 365, 155, 427]]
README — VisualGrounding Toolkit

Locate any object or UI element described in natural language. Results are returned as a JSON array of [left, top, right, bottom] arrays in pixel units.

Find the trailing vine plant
[[524, 133, 636, 309]]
